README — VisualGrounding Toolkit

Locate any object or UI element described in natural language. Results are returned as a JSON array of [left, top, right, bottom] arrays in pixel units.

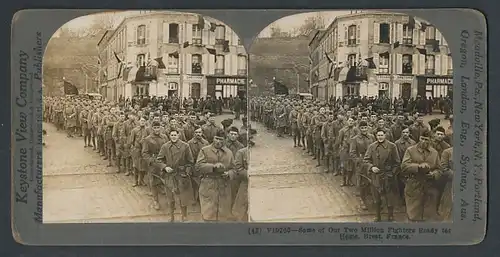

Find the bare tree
[[269, 24, 292, 38], [295, 14, 326, 36]]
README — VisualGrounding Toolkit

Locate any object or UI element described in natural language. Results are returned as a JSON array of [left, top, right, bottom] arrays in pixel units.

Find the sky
[[257, 10, 353, 38], [54, 10, 370, 38]]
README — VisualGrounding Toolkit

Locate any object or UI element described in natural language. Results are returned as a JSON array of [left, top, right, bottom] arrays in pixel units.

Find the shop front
[[416, 75, 453, 98], [206, 76, 247, 99]]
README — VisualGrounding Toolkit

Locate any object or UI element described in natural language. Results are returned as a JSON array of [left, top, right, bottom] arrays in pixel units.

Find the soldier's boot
[[124, 161, 130, 176], [340, 171, 348, 187], [347, 171, 355, 186], [316, 150, 322, 167], [167, 202, 176, 222], [374, 204, 382, 222], [324, 158, 330, 173], [301, 137, 306, 149], [359, 188, 368, 210], [139, 171, 147, 186], [132, 169, 139, 187], [387, 206, 394, 221], [293, 136, 297, 147], [181, 206, 188, 222]]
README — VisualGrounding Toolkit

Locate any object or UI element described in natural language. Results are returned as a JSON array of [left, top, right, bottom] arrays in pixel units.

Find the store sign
[[426, 77, 453, 85], [215, 78, 247, 85]]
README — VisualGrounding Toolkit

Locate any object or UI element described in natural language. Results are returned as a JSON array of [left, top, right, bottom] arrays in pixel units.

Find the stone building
[[97, 11, 248, 101], [308, 11, 453, 101]]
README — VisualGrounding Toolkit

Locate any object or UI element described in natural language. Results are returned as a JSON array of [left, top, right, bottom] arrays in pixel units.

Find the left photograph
[[42, 10, 249, 223]]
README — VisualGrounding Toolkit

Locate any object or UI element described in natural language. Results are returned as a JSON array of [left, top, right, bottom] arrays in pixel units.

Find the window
[[167, 54, 179, 74], [169, 23, 179, 43], [137, 54, 145, 67], [192, 24, 202, 45], [378, 53, 389, 74], [426, 26, 436, 40], [447, 55, 453, 75], [402, 54, 413, 74], [215, 55, 225, 74], [348, 54, 357, 67], [191, 83, 201, 98], [425, 54, 435, 75], [379, 23, 390, 44], [379, 82, 389, 98], [238, 55, 247, 76], [136, 25, 146, 45], [347, 25, 357, 46], [237, 38, 242, 45], [403, 24, 413, 45], [215, 25, 226, 45], [192, 54, 202, 74]]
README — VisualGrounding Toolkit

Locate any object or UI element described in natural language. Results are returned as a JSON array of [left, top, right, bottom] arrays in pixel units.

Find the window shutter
[[396, 54, 403, 74], [186, 53, 192, 74], [419, 30, 426, 45], [373, 54, 379, 72], [145, 24, 150, 44], [208, 54, 215, 74], [202, 28, 209, 45], [231, 54, 238, 75], [389, 23, 394, 44], [186, 23, 193, 43], [225, 27, 231, 44], [203, 53, 209, 74], [441, 55, 448, 75], [163, 22, 169, 43], [449, 55, 453, 69], [442, 35, 447, 46], [224, 54, 230, 75], [412, 28, 419, 45], [435, 54, 441, 75], [397, 23, 403, 43], [343, 25, 348, 45], [132, 26, 137, 45], [373, 22, 379, 43], [419, 54, 426, 73], [412, 53, 419, 74], [435, 30, 442, 44], [209, 29, 216, 45], [356, 24, 361, 44]]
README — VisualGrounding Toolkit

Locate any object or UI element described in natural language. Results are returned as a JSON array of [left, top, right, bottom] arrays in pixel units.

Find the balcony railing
[[402, 38, 413, 45], [168, 37, 179, 44], [402, 68, 413, 74], [447, 69, 453, 75], [378, 68, 389, 74], [347, 39, 356, 46], [215, 69, 225, 75], [425, 68, 435, 75], [166, 67, 179, 74], [237, 69, 247, 76], [137, 38, 146, 45], [192, 38, 202, 45], [215, 39, 225, 45]]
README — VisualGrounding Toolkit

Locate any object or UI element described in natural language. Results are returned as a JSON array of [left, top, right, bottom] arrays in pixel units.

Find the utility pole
[[296, 73, 300, 94]]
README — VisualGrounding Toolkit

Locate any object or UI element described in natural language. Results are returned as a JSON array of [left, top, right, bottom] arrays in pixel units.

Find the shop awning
[[184, 45, 209, 55]]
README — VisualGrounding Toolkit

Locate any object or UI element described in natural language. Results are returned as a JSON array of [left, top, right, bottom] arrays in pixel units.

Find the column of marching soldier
[[250, 97, 454, 222], [43, 96, 250, 222]]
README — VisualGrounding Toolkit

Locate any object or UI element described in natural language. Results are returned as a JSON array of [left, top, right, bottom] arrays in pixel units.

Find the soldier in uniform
[[80, 105, 92, 147], [401, 131, 440, 222], [430, 126, 451, 217], [337, 117, 360, 186], [363, 129, 401, 221], [64, 102, 77, 137], [122, 112, 137, 176], [188, 126, 209, 203], [113, 112, 127, 172], [231, 147, 249, 222], [104, 108, 118, 166], [141, 121, 170, 211], [311, 107, 327, 166], [195, 130, 235, 222], [394, 127, 417, 202], [409, 113, 430, 143], [289, 105, 302, 147], [183, 112, 197, 142], [274, 101, 287, 137], [202, 114, 221, 143], [225, 126, 245, 211], [321, 111, 336, 173], [129, 116, 149, 187], [349, 121, 375, 210], [438, 147, 453, 221]]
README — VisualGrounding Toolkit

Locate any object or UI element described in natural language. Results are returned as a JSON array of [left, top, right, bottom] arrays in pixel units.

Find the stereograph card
[[10, 9, 487, 245]]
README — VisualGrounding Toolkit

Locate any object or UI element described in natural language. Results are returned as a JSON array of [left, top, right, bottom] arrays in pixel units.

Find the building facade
[[97, 11, 248, 101], [308, 11, 453, 101]]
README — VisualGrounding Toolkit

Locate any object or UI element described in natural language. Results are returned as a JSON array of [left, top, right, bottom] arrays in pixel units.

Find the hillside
[[43, 37, 99, 95], [249, 36, 311, 95]]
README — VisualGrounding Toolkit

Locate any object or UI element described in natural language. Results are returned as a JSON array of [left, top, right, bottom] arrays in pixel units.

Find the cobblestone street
[[43, 114, 241, 223], [248, 114, 448, 222]]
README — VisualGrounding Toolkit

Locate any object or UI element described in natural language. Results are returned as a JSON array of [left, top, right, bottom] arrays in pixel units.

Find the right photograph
[[248, 10, 454, 223]]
